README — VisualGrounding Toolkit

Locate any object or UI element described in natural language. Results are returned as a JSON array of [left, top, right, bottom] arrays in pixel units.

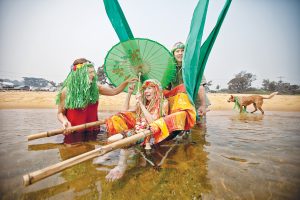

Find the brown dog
[[227, 92, 278, 114]]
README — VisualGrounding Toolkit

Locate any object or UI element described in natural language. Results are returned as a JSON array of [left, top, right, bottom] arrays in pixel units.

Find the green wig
[[56, 62, 99, 109]]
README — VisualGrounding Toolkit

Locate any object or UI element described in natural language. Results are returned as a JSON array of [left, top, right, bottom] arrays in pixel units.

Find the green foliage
[[227, 71, 256, 93], [262, 79, 300, 95]]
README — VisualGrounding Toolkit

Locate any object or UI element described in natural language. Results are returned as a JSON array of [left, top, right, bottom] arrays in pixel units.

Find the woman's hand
[[126, 77, 138, 84], [62, 119, 72, 135], [198, 105, 206, 116], [128, 82, 136, 94]]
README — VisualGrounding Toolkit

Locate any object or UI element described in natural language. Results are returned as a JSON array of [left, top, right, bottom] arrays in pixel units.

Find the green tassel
[[233, 96, 247, 113]]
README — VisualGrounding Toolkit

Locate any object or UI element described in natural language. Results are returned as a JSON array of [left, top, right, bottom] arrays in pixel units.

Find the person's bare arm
[[197, 85, 206, 116], [139, 102, 155, 123], [99, 78, 138, 96], [124, 82, 137, 111], [57, 89, 71, 130], [135, 92, 155, 123]]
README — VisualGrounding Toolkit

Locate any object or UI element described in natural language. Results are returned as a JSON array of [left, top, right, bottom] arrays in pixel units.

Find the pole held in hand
[[27, 120, 106, 141]]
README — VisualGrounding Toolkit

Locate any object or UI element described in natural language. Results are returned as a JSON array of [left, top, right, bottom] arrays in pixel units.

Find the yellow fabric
[[149, 92, 196, 143], [168, 93, 195, 115], [111, 115, 128, 133], [150, 117, 169, 143], [174, 111, 187, 128]]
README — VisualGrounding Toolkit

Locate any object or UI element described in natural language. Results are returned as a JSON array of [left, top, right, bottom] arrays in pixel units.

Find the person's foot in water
[[106, 149, 129, 182]]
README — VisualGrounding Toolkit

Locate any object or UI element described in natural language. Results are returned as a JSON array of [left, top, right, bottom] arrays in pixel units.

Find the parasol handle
[[137, 72, 142, 92]]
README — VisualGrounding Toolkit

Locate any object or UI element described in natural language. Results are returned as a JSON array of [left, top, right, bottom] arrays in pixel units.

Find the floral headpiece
[[141, 79, 162, 91], [72, 62, 94, 71]]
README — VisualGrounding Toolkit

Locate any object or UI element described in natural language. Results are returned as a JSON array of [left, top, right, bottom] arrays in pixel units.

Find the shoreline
[[0, 91, 300, 112]]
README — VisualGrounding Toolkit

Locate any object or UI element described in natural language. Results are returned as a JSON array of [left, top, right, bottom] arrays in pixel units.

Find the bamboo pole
[[27, 120, 106, 141], [23, 129, 151, 186]]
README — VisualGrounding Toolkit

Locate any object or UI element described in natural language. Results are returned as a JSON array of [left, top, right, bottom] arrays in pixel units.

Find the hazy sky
[[0, 0, 299, 88]]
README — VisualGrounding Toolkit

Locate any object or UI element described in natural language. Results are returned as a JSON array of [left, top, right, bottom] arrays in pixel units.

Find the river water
[[0, 109, 299, 199]]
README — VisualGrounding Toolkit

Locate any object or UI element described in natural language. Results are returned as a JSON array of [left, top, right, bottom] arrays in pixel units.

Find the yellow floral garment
[[150, 84, 196, 143], [106, 83, 196, 144]]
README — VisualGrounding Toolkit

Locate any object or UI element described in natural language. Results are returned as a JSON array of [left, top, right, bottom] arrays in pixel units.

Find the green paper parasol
[[104, 38, 176, 93]]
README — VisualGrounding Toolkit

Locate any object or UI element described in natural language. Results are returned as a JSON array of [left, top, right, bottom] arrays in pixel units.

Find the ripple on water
[[0, 110, 299, 199]]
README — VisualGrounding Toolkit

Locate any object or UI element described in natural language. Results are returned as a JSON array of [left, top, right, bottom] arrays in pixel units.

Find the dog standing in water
[[227, 92, 278, 114]]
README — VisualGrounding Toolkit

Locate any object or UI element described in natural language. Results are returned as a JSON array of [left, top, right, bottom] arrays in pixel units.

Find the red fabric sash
[[163, 84, 186, 98]]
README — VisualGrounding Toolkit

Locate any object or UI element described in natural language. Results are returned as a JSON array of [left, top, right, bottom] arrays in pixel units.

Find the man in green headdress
[[56, 58, 137, 145], [170, 42, 210, 124]]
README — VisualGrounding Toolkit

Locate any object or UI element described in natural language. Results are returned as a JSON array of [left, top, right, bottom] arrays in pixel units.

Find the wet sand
[[0, 91, 300, 112]]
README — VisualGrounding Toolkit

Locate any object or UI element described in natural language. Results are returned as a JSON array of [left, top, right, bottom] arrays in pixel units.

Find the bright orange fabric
[[106, 84, 196, 144], [106, 112, 136, 136], [151, 84, 196, 143]]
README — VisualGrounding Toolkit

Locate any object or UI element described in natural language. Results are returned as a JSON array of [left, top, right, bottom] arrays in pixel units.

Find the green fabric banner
[[103, 0, 134, 41], [103, 0, 140, 80], [183, 0, 232, 104], [182, 0, 209, 104]]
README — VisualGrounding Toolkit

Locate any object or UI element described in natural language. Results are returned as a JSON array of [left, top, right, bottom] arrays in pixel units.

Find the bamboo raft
[[23, 129, 151, 186]]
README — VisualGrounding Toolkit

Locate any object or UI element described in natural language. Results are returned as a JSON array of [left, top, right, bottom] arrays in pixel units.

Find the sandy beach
[[0, 91, 299, 112]]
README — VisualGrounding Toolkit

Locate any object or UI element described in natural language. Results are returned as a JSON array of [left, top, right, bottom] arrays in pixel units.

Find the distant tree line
[[23, 77, 55, 87], [210, 71, 300, 95], [261, 79, 300, 94], [0, 77, 55, 88], [96, 67, 299, 95]]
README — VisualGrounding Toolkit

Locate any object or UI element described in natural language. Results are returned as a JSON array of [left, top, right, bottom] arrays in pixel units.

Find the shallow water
[[0, 110, 299, 199]]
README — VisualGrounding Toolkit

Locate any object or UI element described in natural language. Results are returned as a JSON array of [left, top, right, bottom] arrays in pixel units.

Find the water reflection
[[205, 111, 300, 199], [27, 143, 63, 151], [22, 125, 211, 199], [93, 127, 211, 199], [230, 112, 264, 122], [1, 110, 299, 199], [23, 143, 104, 200]]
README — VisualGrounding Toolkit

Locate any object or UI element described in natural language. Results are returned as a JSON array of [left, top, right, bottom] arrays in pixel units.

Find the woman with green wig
[[56, 58, 137, 145]]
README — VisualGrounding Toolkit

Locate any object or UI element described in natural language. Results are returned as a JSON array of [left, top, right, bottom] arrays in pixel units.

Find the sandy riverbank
[[0, 91, 300, 112]]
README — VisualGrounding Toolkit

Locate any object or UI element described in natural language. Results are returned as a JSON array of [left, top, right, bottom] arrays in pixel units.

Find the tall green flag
[[183, 0, 232, 104], [103, 0, 134, 41], [182, 0, 209, 104]]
